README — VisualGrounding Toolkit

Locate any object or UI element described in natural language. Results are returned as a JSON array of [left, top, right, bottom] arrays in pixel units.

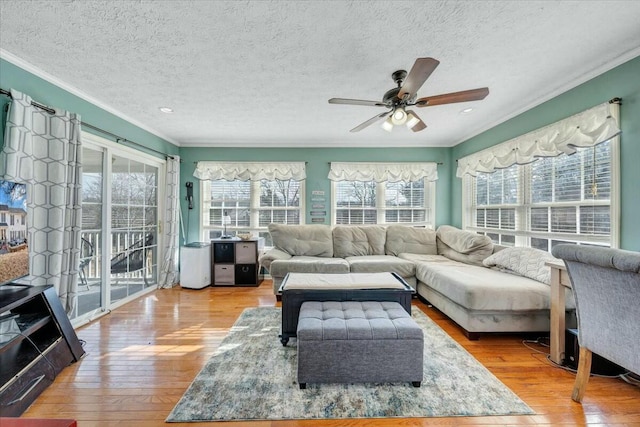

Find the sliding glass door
[[73, 134, 164, 323], [76, 146, 103, 317], [110, 155, 158, 305]]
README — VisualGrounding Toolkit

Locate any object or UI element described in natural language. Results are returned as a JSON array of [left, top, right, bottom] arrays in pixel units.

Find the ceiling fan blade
[[397, 57, 440, 100], [350, 111, 390, 133], [414, 87, 490, 107], [329, 98, 388, 107], [407, 110, 427, 132]]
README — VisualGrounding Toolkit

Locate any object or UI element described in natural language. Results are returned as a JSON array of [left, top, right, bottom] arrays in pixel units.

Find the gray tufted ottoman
[[296, 301, 424, 389]]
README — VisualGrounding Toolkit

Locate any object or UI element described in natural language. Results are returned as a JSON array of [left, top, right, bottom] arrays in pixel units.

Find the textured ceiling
[[1, 1, 639, 148]]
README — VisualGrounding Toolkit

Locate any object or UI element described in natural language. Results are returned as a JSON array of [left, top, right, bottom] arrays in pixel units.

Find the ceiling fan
[[328, 57, 489, 133]]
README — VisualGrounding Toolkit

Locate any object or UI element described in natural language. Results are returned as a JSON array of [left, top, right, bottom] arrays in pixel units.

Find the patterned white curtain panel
[[0, 88, 83, 313], [158, 155, 180, 288]]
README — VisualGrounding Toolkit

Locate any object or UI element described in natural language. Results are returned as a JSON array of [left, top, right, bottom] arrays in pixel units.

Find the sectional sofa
[[259, 223, 575, 339]]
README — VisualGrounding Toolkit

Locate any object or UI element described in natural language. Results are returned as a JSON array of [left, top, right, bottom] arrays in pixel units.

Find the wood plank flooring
[[23, 281, 640, 426]]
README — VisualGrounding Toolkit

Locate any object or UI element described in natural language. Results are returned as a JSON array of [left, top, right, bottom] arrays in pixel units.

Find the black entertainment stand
[[0, 284, 85, 417]]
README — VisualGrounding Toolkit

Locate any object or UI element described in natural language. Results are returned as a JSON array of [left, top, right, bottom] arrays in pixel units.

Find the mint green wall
[[0, 58, 179, 158], [4, 55, 637, 250], [178, 147, 451, 243], [451, 55, 640, 251]]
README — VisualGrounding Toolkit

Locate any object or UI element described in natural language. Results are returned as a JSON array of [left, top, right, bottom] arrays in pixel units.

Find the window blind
[[334, 179, 434, 227], [464, 140, 616, 249], [203, 179, 304, 244], [258, 180, 302, 227], [335, 181, 378, 224]]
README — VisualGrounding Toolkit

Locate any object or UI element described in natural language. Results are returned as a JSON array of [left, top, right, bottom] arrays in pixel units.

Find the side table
[[546, 260, 572, 365]]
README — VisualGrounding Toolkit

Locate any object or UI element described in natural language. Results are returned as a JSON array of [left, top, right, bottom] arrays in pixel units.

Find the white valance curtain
[[328, 162, 438, 182], [193, 161, 306, 181], [456, 102, 620, 177]]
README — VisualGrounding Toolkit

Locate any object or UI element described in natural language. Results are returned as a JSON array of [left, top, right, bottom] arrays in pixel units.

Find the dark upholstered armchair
[[552, 244, 640, 402]]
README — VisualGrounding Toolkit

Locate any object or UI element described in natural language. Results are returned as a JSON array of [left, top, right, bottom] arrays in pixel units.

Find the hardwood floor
[[24, 281, 640, 426]]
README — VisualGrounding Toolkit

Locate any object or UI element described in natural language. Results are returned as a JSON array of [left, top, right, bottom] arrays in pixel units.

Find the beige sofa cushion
[[436, 225, 493, 266], [268, 223, 333, 257], [398, 253, 448, 263], [385, 225, 437, 256], [333, 225, 386, 258], [269, 256, 350, 277], [415, 257, 576, 312], [346, 255, 416, 278], [258, 248, 292, 271]]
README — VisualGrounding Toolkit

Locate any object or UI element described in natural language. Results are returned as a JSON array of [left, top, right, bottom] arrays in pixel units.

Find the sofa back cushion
[[268, 224, 333, 257], [436, 225, 493, 266], [333, 225, 386, 258], [385, 225, 437, 256]]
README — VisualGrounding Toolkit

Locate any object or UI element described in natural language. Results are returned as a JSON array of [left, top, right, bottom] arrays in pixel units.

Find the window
[[459, 101, 620, 250], [329, 163, 438, 228], [329, 162, 437, 227], [464, 140, 618, 249], [201, 179, 304, 245], [334, 181, 377, 224], [195, 162, 306, 246], [334, 179, 433, 226]]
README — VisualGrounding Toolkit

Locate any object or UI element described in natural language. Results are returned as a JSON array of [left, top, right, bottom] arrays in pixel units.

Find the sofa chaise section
[[414, 256, 576, 338]]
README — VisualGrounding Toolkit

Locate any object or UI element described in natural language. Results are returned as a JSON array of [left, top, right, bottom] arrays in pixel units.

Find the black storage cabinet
[[211, 238, 264, 286], [0, 284, 85, 416]]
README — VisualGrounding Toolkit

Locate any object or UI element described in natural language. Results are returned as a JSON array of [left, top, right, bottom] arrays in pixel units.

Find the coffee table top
[[281, 272, 410, 291]]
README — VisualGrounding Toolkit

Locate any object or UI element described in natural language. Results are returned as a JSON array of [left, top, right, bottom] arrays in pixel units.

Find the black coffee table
[[278, 272, 415, 346]]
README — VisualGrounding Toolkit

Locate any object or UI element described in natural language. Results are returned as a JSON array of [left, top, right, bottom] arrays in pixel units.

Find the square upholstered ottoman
[[296, 301, 423, 389]]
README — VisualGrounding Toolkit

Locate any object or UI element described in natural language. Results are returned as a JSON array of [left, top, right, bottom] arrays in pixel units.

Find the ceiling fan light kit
[[329, 57, 489, 133], [382, 116, 394, 132], [391, 108, 408, 125], [405, 111, 420, 129]]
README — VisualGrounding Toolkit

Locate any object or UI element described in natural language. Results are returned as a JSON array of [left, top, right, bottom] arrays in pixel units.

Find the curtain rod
[[81, 122, 175, 160], [1, 87, 175, 160], [0, 88, 55, 114], [327, 161, 443, 165], [194, 161, 309, 164]]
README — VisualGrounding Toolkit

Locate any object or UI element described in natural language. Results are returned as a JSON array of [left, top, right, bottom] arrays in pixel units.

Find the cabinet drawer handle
[[241, 266, 250, 272], [7, 374, 46, 406]]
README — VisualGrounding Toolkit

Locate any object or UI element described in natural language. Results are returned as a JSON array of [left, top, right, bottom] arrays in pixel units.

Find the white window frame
[[462, 137, 620, 249], [200, 178, 306, 241], [331, 178, 436, 228]]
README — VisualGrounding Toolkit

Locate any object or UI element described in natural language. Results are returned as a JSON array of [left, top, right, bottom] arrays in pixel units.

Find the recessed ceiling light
[[159, 107, 174, 114], [460, 108, 474, 114]]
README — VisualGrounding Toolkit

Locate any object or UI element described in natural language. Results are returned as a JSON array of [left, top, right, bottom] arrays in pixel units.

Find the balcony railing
[[79, 230, 157, 288]]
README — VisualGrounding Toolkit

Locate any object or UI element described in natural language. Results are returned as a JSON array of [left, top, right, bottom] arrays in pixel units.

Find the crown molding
[[0, 49, 179, 146], [177, 138, 451, 148]]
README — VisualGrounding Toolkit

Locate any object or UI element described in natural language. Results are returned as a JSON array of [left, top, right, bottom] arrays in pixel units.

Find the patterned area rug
[[166, 307, 533, 422]]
